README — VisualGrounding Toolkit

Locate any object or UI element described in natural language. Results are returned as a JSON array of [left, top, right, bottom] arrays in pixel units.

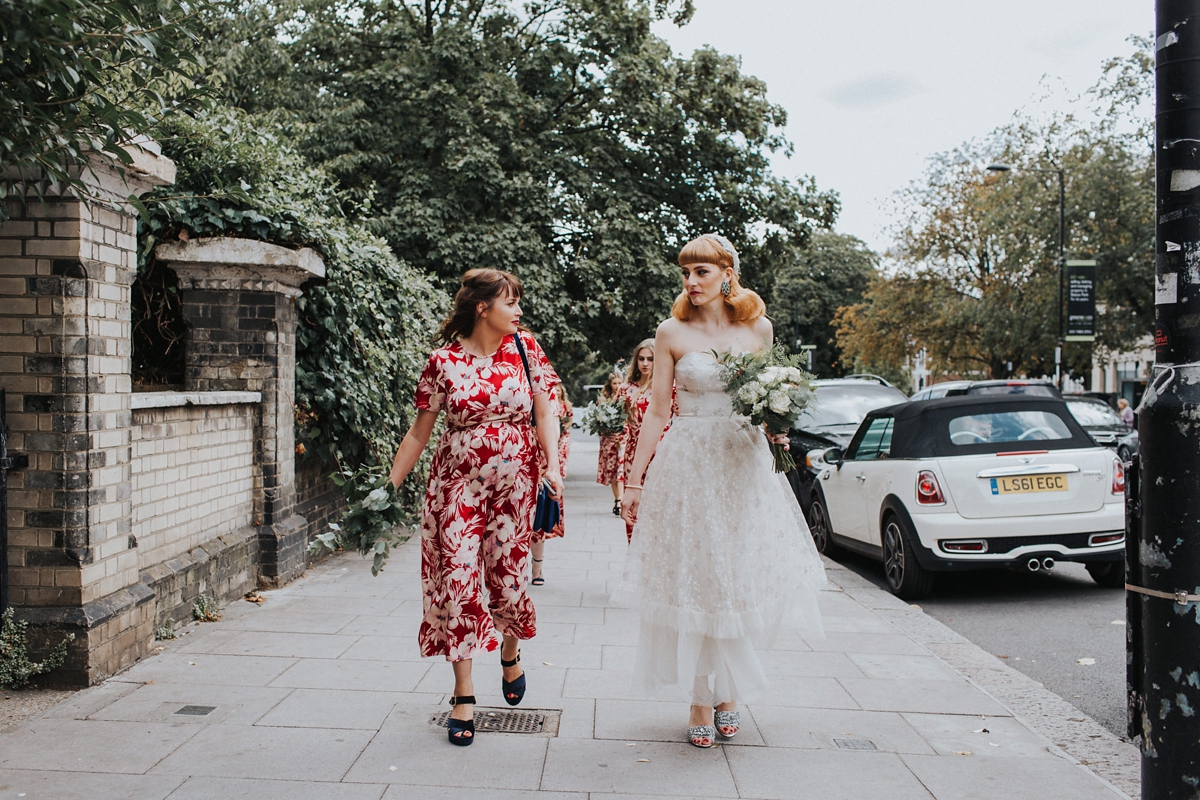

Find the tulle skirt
[[613, 414, 827, 705]]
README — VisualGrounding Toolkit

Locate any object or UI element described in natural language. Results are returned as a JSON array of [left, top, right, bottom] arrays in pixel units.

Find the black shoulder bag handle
[[512, 333, 536, 427], [512, 333, 560, 531]]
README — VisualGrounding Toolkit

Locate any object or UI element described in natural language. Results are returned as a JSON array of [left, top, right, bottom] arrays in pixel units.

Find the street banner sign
[[1065, 260, 1097, 342]]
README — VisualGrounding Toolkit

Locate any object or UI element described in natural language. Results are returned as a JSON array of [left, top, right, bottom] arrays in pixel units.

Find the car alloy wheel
[[881, 514, 934, 600], [808, 500, 831, 553], [883, 520, 906, 590], [1086, 561, 1125, 588]]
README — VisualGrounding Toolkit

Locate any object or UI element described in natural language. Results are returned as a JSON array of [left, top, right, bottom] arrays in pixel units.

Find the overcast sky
[[651, 1, 1153, 255]]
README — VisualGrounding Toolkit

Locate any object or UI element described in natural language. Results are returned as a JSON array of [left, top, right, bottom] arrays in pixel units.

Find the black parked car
[[786, 379, 909, 515], [1065, 396, 1132, 449], [910, 379, 1061, 401]]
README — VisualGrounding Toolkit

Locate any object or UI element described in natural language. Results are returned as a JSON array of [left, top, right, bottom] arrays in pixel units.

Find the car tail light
[[916, 470, 945, 505], [941, 539, 988, 553], [1090, 532, 1125, 546], [1112, 458, 1125, 494]]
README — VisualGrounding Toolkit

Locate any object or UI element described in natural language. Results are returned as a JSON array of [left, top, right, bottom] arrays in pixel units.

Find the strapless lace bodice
[[674, 352, 736, 418]]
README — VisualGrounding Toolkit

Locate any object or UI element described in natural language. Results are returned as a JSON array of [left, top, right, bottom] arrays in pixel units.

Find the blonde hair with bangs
[[671, 236, 766, 323]]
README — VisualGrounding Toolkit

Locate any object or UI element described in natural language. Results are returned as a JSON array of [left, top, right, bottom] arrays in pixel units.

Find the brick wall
[[1, 151, 175, 684], [0, 168, 342, 683], [295, 455, 346, 551], [1, 197, 140, 609], [131, 397, 257, 568]]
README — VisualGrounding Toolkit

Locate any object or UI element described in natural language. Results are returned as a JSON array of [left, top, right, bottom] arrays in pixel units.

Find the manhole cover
[[430, 707, 559, 735], [833, 738, 877, 751], [174, 705, 217, 716]]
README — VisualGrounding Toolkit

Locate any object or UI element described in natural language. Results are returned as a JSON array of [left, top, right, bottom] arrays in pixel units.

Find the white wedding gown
[[614, 351, 827, 706]]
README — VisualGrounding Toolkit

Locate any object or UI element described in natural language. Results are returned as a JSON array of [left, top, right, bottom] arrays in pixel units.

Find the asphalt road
[[832, 550, 1130, 741]]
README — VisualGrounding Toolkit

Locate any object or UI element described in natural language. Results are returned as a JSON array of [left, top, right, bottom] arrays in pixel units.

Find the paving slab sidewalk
[[0, 437, 1139, 799]]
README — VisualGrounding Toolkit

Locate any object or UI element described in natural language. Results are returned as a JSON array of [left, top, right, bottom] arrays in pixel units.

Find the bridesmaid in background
[[619, 339, 674, 542], [532, 380, 573, 585], [595, 373, 625, 516]]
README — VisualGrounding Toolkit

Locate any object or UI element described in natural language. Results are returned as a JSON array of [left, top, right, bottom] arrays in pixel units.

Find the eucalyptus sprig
[[308, 466, 417, 576]]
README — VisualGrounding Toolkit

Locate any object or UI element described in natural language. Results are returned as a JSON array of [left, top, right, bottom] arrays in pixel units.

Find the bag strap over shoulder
[[511, 333, 536, 427]]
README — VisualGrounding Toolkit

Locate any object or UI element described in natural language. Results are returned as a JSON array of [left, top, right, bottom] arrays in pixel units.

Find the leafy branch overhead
[[0, 0, 203, 220], [837, 39, 1153, 382], [187, 0, 839, 376]]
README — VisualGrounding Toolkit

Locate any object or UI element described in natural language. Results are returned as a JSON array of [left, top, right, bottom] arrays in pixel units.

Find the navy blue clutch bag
[[533, 479, 561, 533]]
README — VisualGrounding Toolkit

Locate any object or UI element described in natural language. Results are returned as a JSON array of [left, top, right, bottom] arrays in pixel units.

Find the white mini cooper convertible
[[807, 395, 1126, 599]]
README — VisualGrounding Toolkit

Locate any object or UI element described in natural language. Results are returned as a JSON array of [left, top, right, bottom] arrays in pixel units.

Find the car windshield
[[795, 384, 907, 429], [947, 410, 1073, 446], [966, 384, 1058, 397], [1067, 400, 1123, 426]]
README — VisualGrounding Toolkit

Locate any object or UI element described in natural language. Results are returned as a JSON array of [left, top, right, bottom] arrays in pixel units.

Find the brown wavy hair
[[438, 268, 523, 343], [600, 372, 622, 400], [625, 338, 657, 388], [670, 236, 765, 323]]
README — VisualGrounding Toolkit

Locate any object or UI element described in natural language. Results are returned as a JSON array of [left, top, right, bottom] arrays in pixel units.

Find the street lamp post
[[987, 163, 1066, 387]]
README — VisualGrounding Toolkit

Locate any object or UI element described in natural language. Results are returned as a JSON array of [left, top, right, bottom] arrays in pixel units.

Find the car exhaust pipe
[[1041, 557, 1055, 571], [1027, 558, 1041, 572]]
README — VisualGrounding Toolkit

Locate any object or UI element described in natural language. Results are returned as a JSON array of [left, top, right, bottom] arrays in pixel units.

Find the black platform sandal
[[531, 558, 545, 586], [446, 695, 476, 746], [501, 651, 526, 706], [612, 500, 621, 516]]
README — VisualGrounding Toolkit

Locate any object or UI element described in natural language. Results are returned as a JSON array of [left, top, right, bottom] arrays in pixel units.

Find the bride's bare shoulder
[[655, 317, 685, 342], [751, 315, 773, 342]]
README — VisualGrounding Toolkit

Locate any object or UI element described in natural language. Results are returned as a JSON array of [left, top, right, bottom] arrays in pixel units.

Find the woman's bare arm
[[533, 391, 564, 499]]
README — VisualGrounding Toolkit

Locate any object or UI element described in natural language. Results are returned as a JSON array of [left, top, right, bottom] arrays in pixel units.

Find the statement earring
[[720, 280, 731, 297]]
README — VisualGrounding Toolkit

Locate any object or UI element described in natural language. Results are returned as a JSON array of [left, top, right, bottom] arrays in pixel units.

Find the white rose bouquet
[[714, 345, 814, 473], [580, 398, 628, 437]]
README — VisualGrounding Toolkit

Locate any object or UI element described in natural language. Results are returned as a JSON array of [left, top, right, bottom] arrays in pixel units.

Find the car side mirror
[[825, 447, 844, 469]]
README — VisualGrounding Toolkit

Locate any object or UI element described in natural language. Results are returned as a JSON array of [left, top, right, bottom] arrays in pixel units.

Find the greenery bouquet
[[308, 465, 415, 575], [714, 346, 814, 473], [580, 399, 628, 437]]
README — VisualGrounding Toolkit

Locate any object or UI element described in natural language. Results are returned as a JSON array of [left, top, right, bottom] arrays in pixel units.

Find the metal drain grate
[[430, 707, 557, 734], [174, 705, 217, 716], [833, 738, 877, 751]]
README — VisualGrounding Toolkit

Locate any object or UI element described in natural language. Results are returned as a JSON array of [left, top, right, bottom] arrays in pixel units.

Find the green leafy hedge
[[136, 106, 446, 509]]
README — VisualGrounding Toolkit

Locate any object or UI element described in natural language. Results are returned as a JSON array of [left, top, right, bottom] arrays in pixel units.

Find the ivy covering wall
[[135, 107, 447, 510]]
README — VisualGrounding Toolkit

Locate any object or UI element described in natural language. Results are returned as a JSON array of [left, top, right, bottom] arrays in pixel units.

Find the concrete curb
[[823, 559, 1140, 798]]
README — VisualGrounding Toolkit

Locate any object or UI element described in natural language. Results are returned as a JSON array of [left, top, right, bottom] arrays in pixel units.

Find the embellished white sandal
[[714, 710, 740, 738], [688, 724, 716, 748]]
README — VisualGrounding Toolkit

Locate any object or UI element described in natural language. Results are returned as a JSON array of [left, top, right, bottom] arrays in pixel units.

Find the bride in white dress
[[616, 234, 827, 748]]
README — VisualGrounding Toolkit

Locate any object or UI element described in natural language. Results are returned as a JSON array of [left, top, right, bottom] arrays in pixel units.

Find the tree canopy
[[771, 230, 876, 377], [188, 0, 839, 381], [0, 0, 202, 218], [836, 39, 1153, 384]]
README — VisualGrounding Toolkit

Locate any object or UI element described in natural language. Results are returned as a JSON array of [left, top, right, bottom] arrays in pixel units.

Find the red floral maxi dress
[[595, 396, 623, 486], [414, 332, 549, 661]]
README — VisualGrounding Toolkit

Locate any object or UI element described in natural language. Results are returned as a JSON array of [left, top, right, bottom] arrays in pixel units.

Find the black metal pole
[[1136, 3, 1200, 795], [1057, 169, 1065, 389]]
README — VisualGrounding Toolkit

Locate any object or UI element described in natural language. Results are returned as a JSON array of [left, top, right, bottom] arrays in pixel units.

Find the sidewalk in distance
[[0, 437, 1138, 799]]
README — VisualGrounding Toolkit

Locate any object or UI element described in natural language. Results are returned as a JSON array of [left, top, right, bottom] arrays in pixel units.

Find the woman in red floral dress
[[595, 373, 625, 516], [620, 339, 675, 542], [388, 269, 562, 747]]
